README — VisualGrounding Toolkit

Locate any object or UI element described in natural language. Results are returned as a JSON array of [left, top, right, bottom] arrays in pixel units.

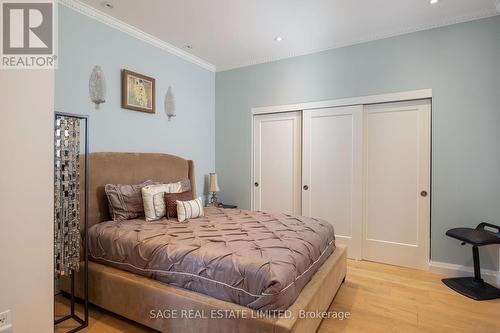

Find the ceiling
[[80, 0, 499, 71]]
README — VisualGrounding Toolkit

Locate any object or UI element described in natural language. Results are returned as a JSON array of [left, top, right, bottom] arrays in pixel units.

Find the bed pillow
[[142, 180, 191, 221], [164, 190, 194, 219], [176, 197, 204, 222], [105, 180, 157, 221]]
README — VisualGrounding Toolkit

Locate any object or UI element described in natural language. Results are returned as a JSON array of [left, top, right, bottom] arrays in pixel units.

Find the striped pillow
[[164, 190, 193, 219], [176, 197, 204, 222], [142, 180, 191, 222]]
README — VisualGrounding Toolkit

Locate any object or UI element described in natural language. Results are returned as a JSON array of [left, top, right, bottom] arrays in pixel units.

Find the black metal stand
[[442, 246, 500, 301], [54, 112, 89, 332]]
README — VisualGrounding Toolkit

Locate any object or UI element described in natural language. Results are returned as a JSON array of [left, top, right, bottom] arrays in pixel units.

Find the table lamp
[[209, 173, 220, 206]]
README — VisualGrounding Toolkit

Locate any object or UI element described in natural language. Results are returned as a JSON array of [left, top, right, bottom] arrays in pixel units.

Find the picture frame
[[121, 69, 156, 113]]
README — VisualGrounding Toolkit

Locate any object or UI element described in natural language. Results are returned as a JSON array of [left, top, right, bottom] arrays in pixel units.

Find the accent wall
[[215, 16, 500, 271], [56, 5, 215, 198]]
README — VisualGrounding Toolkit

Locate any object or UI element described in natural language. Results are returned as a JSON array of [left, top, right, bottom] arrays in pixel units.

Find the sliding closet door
[[363, 100, 431, 269], [302, 106, 363, 259], [253, 112, 302, 215]]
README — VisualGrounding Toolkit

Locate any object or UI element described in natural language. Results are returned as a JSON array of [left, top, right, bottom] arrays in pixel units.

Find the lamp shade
[[209, 173, 220, 192]]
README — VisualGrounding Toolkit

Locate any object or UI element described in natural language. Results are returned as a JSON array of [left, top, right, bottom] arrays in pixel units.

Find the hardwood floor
[[55, 260, 500, 333]]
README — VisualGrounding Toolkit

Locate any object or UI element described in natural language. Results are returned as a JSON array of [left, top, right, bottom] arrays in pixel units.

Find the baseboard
[[429, 260, 500, 287]]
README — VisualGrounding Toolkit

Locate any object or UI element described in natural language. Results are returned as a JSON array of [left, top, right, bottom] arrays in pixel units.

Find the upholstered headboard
[[84, 152, 195, 228]]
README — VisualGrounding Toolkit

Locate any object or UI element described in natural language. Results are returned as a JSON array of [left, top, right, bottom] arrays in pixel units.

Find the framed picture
[[121, 69, 156, 113]]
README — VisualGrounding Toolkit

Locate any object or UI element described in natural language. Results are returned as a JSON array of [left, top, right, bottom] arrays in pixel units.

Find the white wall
[[0, 70, 54, 332]]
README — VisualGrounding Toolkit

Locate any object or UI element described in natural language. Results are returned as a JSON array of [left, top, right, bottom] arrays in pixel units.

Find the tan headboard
[[84, 152, 195, 228]]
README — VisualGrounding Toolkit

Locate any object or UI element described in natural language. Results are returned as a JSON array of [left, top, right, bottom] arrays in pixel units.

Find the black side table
[[217, 203, 237, 209]]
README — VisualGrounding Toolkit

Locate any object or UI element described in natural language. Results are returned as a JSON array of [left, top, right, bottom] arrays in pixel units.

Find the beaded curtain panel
[[54, 115, 81, 276]]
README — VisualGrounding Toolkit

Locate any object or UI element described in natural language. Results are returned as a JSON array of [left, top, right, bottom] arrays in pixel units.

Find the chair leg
[[472, 246, 483, 282]]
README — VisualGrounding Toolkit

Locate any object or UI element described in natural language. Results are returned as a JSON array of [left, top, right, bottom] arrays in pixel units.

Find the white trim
[[429, 260, 500, 287], [250, 113, 254, 211], [57, 0, 216, 72], [218, 11, 499, 72], [251, 89, 432, 115]]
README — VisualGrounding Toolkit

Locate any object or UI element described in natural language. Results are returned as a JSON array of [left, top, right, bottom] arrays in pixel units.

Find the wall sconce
[[164, 86, 176, 121], [89, 65, 106, 108]]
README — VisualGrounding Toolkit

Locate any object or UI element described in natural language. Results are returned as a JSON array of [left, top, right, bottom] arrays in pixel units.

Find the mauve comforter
[[88, 207, 336, 310]]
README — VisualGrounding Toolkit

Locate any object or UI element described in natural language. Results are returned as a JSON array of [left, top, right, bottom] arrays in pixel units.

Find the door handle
[[303, 185, 309, 191], [254, 182, 259, 187], [420, 190, 428, 197]]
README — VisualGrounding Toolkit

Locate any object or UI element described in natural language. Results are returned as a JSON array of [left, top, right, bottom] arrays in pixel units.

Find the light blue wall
[[55, 5, 215, 198], [216, 16, 500, 270]]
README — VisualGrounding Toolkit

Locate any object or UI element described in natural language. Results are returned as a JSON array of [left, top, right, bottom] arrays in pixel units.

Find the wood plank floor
[[55, 260, 500, 333]]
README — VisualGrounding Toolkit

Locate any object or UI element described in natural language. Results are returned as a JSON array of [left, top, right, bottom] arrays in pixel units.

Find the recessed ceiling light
[[274, 36, 283, 42], [429, 0, 439, 4], [102, 1, 114, 9]]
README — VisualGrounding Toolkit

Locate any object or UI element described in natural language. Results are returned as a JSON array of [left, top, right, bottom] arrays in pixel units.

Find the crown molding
[[218, 10, 500, 72], [57, 1, 498, 73], [57, 0, 216, 72]]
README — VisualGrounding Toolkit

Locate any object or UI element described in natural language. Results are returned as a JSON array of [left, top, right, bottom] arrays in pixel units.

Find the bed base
[[61, 245, 346, 333]]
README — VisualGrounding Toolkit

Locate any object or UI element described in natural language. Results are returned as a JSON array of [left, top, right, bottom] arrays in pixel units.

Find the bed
[[61, 152, 347, 333]]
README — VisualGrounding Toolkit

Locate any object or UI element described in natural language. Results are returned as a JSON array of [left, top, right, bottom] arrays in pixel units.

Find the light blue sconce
[[89, 65, 106, 108], [164, 86, 176, 121]]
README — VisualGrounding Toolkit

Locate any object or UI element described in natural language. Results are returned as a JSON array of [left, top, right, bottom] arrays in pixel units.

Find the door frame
[[250, 89, 433, 269], [252, 89, 432, 115]]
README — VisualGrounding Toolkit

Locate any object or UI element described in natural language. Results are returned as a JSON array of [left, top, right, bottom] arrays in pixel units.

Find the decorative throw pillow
[[105, 180, 157, 221], [142, 180, 191, 221], [164, 190, 194, 219], [177, 178, 192, 192], [176, 197, 204, 222]]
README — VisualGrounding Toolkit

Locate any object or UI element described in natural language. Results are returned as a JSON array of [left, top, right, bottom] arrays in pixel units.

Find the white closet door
[[363, 100, 431, 270], [253, 112, 301, 215], [302, 106, 363, 259]]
